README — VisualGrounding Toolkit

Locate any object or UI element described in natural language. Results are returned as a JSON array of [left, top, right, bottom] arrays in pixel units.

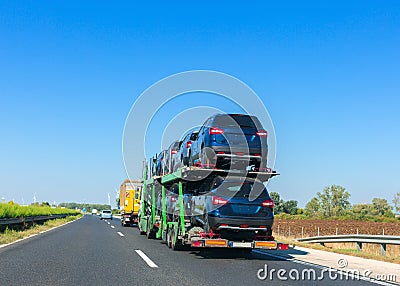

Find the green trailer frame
[[138, 166, 281, 250]]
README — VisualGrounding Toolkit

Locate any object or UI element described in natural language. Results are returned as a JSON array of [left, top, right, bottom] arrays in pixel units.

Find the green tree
[[305, 197, 320, 216], [352, 203, 372, 216], [269, 192, 284, 214], [317, 185, 350, 217], [371, 198, 393, 217], [392, 192, 400, 213], [282, 200, 298, 215]]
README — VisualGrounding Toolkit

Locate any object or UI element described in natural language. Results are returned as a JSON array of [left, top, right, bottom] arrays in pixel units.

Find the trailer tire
[[166, 227, 172, 248], [146, 218, 153, 239], [203, 213, 210, 233], [171, 228, 180, 251]]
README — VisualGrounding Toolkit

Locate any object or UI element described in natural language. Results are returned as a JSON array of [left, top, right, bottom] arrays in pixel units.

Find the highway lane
[[0, 215, 385, 286]]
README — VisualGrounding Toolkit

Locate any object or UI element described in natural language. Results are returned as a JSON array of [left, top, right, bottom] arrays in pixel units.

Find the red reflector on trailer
[[191, 241, 203, 247], [278, 243, 289, 250]]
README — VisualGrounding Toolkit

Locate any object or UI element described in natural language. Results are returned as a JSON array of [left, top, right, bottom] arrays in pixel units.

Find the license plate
[[229, 242, 252, 248]]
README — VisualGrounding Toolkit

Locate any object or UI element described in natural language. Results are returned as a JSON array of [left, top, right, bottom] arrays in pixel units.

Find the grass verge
[[274, 235, 400, 265], [0, 214, 82, 246]]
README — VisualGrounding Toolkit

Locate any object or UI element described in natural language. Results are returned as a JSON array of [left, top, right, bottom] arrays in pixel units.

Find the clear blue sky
[[0, 1, 399, 207]]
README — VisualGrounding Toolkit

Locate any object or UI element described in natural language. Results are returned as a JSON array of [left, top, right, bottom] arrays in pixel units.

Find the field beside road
[[274, 218, 400, 261]]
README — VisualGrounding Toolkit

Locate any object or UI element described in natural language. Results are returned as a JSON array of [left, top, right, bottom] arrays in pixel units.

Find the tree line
[[271, 185, 400, 220]]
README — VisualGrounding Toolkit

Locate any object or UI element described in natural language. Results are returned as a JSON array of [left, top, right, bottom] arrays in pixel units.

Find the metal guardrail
[[0, 214, 70, 227], [296, 234, 400, 256]]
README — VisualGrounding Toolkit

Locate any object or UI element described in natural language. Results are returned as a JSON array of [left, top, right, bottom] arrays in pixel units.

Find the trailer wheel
[[166, 227, 172, 248], [203, 213, 210, 233], [171, 228, 180, 250], [146, 218, 154, 239]]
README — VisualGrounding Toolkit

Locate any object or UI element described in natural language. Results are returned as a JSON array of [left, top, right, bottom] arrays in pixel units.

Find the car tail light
[[171, 150, 178, 155], [256, 130, 268, 137], [212, 196, 228, 205], [236, 152, 244, 156], [209, 127, 224, 135], [220, 224, 228, 227], [170, 196, 176, 202], [217, 151, 225, 155], [186, 141, 192, 148], [254, 153, 261, 156], [261, 199, 274, 208], [240, 224, 249, 228]]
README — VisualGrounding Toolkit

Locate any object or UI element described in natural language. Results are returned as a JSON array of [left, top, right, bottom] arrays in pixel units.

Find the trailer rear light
[[261, 199, 274, 208], [186, 141, 192, 148], [212, 196, 228, 205], [240, 224, 249, 228], [256, 130, 268, 137], [171, 150, 178, 155], [209, 127, 224, 135], [191, 240, 203, 247], [278, 243, 289, 250]]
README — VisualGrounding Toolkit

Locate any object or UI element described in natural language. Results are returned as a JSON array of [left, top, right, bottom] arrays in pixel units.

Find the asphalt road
[[0, 215, 388, 286]]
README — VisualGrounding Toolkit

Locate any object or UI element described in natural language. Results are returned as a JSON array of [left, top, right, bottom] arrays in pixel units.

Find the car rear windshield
[[216, 181, 268, 199], [213, 115, 259, 129], [102, 210, 111, 213]]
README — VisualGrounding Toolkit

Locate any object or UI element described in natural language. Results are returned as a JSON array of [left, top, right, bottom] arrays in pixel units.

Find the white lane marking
[[111, 225, 115, 229], [135, 250, 158, 268], [253, 250, 395, 286], [117, 232, 125, 237], [107, 222, 110, 225]]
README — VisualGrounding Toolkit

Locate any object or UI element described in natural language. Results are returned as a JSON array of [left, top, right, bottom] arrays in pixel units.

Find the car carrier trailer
[[138, 165, 288, 251]]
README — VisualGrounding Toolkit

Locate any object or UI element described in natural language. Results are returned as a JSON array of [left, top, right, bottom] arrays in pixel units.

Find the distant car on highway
[[99, 210, 112, 220], [91, 208, 98, 215]]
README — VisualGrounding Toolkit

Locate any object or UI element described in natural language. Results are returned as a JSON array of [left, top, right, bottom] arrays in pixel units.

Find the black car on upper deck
[[189, 114, 268, 170]]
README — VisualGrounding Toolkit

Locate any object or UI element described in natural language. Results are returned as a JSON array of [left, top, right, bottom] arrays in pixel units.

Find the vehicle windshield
[[216, 181, 268, 199], [102, 210, 111, 213]]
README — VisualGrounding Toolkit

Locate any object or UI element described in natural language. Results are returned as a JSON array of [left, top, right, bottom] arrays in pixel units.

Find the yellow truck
[[119, 180, 142, 227]]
